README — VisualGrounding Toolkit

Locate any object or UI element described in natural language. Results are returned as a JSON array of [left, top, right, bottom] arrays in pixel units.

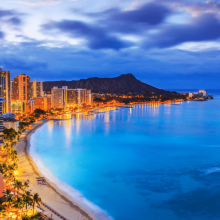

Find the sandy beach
[[15, 120, 98, 220]]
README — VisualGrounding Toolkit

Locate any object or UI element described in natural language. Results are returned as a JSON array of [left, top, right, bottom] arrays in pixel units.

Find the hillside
[[43, 73, 166, 93]]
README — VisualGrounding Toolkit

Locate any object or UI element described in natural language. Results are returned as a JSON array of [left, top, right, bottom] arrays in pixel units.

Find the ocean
[[30, 89, 220, 220]]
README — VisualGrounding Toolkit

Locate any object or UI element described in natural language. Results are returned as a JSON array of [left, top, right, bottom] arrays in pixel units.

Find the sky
[[0, 0, 220, 89]]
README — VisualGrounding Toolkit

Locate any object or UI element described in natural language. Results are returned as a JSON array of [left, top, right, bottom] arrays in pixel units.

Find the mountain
[[43, 73, 166, 93]]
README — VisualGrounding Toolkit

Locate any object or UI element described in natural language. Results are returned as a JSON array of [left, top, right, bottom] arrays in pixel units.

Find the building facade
[[0, 98, 5, 145], [51, 87, 66, 109], [11, 74, 32, 102], [198, 90, 207, 97], [33, 96, 51, 111], [0, 68, 11, 113], [52, 87, 93, 109], [31, 80, 43, 97]]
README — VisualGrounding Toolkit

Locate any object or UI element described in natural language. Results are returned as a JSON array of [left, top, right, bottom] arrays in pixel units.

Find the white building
[[198, 90, 207, 97], [189, 93, 193, 98]]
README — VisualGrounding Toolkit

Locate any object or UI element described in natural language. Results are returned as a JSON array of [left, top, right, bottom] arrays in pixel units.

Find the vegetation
[[33, 109, 46, 115], [0, 127, 43, 219]]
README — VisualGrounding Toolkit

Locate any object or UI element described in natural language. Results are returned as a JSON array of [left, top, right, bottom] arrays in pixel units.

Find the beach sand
[[15, 120, 98, 220]]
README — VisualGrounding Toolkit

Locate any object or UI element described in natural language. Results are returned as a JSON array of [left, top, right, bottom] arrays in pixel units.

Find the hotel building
[[0, 97, 5, 145], [0, 72, 6, 144], [198, 90, 207, 97], [0, 68, 11, 113], [51, 87, 67, 109], [66, 88, 93, 106], [11, 73, 44, 114], [31, 80, 43, 97], [34, 96, 51, 111], [11, 74, 32, 102], [51, 87, 93, 109]]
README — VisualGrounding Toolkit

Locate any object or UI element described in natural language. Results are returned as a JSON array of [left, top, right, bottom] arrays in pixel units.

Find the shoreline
[[16, 120, 99, 220]]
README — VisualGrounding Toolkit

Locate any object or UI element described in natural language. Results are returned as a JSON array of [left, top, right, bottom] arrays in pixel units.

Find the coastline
[[16, 120, 99, 220]]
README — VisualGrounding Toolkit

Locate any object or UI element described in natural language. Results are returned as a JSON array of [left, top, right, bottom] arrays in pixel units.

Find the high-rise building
[[11, 101, 26, 114], [0, 97, 5, 145], [11, 74, 32, 102], [33, 96, 51, 111], [51, 87, 93, 109], [0, 71, 6, 144], [51, 87, 66, 109], [66, 88, 93, 107], [66, 89, 78, 106], [30, 80, 43, 97], [0, 68, 11, 113]]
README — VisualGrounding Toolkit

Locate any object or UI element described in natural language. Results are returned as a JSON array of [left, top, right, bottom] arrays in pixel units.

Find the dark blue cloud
[[0, 31, 4, 39], [0, 55, 47, 72], [90, 2, 171, 26], [0, 9, 15, 17], [42, 2, 172, 50], [0, 8, 23, 36], [7, 17, 22, 25], [147, 13, 220, 48], [42, 20, 132, 50]]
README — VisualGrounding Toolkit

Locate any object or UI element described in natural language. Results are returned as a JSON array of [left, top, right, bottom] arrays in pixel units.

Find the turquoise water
[[31, 90, 220, 220]]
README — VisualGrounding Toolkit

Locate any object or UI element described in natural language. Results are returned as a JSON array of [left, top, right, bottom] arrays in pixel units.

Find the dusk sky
[[1, 0, 220, 89]]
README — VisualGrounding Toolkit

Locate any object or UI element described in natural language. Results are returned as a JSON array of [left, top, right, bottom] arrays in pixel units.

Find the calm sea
[[30, 89, 220, 220]]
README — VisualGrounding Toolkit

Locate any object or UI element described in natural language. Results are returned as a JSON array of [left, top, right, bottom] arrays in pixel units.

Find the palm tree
[[32, 193, 41, 214], [4, 189, 15, 212], [23, 181, 29, 192], [22, 215, 29, 220], [13, 196, 25, 219], [13, 180, 23, 199], [23, 191, 32, 211], [30, 212, 44, 219], [17, 181, 23, 197], [0, 198, 6, 218]]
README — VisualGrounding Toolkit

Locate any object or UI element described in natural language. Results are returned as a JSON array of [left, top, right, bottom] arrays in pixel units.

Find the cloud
[[8, 0, 61, 6], [146, 13, 220, 48], [93, 3, 171, 26], [0, 9, 16, 17], [0, 8, 23, 36], [0, 31, 4, 39], [7, 17, 22, 25], [84, 2, 172, 34], [42, 20, 132, 50], [41, 2, 172, 50]]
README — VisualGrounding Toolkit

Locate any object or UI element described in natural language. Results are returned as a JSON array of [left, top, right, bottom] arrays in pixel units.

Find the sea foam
[[203, 167, 220, 175]]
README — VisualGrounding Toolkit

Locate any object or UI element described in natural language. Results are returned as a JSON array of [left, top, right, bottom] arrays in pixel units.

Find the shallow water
[[30, 90, 220, 220]]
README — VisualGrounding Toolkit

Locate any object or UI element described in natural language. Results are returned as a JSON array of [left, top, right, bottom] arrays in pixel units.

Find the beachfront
[[16, 120, 97, 220]]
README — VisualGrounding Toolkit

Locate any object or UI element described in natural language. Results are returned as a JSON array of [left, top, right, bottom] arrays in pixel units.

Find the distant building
[[0, 68, 11, 113], [11, 101, 26, 114], [198, 90, 207, 97], [34, 96, 51, 111], [3, 113, 19, 131], [0, 97, 5, 145], [52, 87, 93, 109], [0, 73, 6, 145], [30, 80, 43, 97], [26, 99, 35, 113], [11, 74, 32, 102], [189, 93, 193, 98], [66, 88, 93, 107], [51, 87, 66, 109], [66, 89, 78, 106]]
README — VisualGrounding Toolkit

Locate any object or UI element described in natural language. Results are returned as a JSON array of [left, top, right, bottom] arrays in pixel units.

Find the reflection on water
[[32, 99, 220, 220]]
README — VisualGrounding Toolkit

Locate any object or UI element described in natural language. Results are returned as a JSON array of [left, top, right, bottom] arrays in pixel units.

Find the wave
[[202, 167, 220, 175], [29, 125, 114, 220]]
